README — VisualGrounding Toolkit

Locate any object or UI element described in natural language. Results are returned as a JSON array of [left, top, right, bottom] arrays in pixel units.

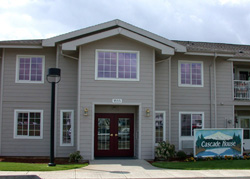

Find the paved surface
[[1, 159, 250, 178]]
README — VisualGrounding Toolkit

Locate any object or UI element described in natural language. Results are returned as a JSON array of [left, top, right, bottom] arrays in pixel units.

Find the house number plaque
[[112, 99, 122, 104]]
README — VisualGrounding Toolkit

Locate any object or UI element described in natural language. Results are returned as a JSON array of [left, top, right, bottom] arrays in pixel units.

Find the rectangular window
[[96, 50, 139, 81], [155, 111, 166, 144], [180, 112, 204, 137], [178, 61, 203, 87], [14, 110, 43, 139], [60, 110, 74, 146], [16, 55, 45, 83]]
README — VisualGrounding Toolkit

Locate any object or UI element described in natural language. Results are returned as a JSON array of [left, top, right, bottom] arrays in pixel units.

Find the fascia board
[[42, 19, 186, 53], [62, 27, 175, 55], [0, 45, 42, 49], [117, 20, 187, 53], [42, 20, 118, 47], [227, 58, 250, 62], [62, 28, 120, 50]]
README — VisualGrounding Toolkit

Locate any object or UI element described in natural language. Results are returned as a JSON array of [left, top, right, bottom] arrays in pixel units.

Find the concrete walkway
[[1, 159, 250, 178]]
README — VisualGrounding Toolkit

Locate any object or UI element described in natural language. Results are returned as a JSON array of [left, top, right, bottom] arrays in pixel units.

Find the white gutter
[[0, 49, 5, 155], [0, 45, 42, 49], [185, 52, 234, 57], [61, 51, 78, 60], [152, 49, 155, 159]]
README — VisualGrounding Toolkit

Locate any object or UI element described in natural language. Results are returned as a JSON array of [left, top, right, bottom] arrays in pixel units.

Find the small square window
[[14, 110, 43, 139], [178, 61, 203, 87]]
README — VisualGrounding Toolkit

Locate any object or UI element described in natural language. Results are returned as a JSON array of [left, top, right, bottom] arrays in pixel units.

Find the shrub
[[69, 151, 83, 163], [176, 150, 187, 160], [155, 141, 175, 160]]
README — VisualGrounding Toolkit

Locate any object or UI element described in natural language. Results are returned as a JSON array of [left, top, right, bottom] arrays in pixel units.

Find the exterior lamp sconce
[[84, 108, 88, 116], [146, 109, 150, 117], [46, 68, 61, 167]]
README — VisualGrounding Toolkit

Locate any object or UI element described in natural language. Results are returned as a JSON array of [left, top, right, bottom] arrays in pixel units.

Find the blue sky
[[0, 0, 250, 44]]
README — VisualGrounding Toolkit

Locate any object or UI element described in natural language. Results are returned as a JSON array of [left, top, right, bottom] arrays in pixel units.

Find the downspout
[[213, 53, 218, 128], [209, 60, 213, 128], [0, 48, 5, 155], [168, 57, 172, 143]]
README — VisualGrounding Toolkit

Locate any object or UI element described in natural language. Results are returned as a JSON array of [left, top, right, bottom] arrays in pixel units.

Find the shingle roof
[[0, 39, 42, 46], [1, 38, 250, 58], [173, 40, 250, 58]]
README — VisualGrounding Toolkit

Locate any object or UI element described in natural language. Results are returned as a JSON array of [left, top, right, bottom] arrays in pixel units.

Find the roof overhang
[[61, 27, 175, 55], [42, 19, 186, 53], [227, 58, 250, 62], [185, 51, 235, 57]]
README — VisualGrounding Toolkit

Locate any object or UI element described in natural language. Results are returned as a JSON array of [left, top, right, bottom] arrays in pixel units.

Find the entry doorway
[[94, 113, 134, 157]]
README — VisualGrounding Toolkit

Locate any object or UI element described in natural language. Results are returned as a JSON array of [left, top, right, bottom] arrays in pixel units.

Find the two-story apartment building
[[0, 20, 249, 160]]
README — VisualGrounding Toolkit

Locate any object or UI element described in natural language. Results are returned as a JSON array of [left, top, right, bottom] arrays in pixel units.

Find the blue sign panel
[[194, 129, 243, 157]]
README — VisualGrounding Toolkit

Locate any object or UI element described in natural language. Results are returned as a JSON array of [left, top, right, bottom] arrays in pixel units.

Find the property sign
[[194, 128, 243, 157]]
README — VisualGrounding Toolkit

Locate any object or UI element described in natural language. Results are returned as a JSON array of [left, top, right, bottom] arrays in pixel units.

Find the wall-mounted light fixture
[[84, 108, 88, 116], [146, 109, 150, 117]]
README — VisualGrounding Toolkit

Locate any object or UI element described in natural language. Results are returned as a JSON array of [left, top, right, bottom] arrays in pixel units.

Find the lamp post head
[[46, 68, 61, 83]]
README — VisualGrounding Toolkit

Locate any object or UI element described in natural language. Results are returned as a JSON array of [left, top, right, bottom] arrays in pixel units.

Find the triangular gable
[[42, 19, 186, 53]]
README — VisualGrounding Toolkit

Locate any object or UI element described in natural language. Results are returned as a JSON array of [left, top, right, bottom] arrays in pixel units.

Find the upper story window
[[95, 50, 139, 81], [178, 61, 203, 87], [14, 110, 43, 139], [16, 55, 45, 83], [179, 112, 204, 137]]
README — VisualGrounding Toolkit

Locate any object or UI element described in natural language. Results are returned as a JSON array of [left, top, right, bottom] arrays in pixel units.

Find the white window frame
[[15, 55, 45, 84], [178, 60, 204, 87], [95, 49, 140, 81], [14, 109, 43, 139], [155, 111, 166, 145], [60, 110, 74, 146]]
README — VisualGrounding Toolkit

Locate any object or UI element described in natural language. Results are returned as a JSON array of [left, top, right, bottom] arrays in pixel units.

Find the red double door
[[94, 113, 134, 157]]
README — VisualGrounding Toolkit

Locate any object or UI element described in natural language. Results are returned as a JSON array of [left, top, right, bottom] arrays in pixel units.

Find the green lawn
[[0, 162, 88, 171], [152, 160, 250, 170]]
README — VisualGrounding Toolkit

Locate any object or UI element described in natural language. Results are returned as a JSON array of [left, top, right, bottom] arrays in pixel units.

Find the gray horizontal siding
[[171, 54, 213, 105], [56, 54, 78, 157], [79, 35, 154, 159], [2, 102, 51, 156], [1, 48, 56, 156]]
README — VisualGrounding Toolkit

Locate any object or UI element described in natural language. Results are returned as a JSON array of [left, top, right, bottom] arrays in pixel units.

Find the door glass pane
[[118, 118, 130, 150], [98, 118, 110, 150]]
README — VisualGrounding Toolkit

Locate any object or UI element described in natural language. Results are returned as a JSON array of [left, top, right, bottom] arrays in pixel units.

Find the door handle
[[110, 134, 113, 137], [115, 134, 118, 136]]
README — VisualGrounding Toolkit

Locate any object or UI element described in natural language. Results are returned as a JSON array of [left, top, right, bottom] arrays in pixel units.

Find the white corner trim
[[77, 46, 82, 151], [13, 109, 44, 139], [0, 49, 5, 155], [60, 110, 74, 146], [178, 60, 204, 88]]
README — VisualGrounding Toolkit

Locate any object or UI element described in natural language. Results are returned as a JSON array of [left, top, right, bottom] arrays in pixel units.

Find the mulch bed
[[0, 156, 89, 164]]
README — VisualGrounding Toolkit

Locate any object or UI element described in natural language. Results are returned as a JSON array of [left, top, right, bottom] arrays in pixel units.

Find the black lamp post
[[46, 68, 61, 167]]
